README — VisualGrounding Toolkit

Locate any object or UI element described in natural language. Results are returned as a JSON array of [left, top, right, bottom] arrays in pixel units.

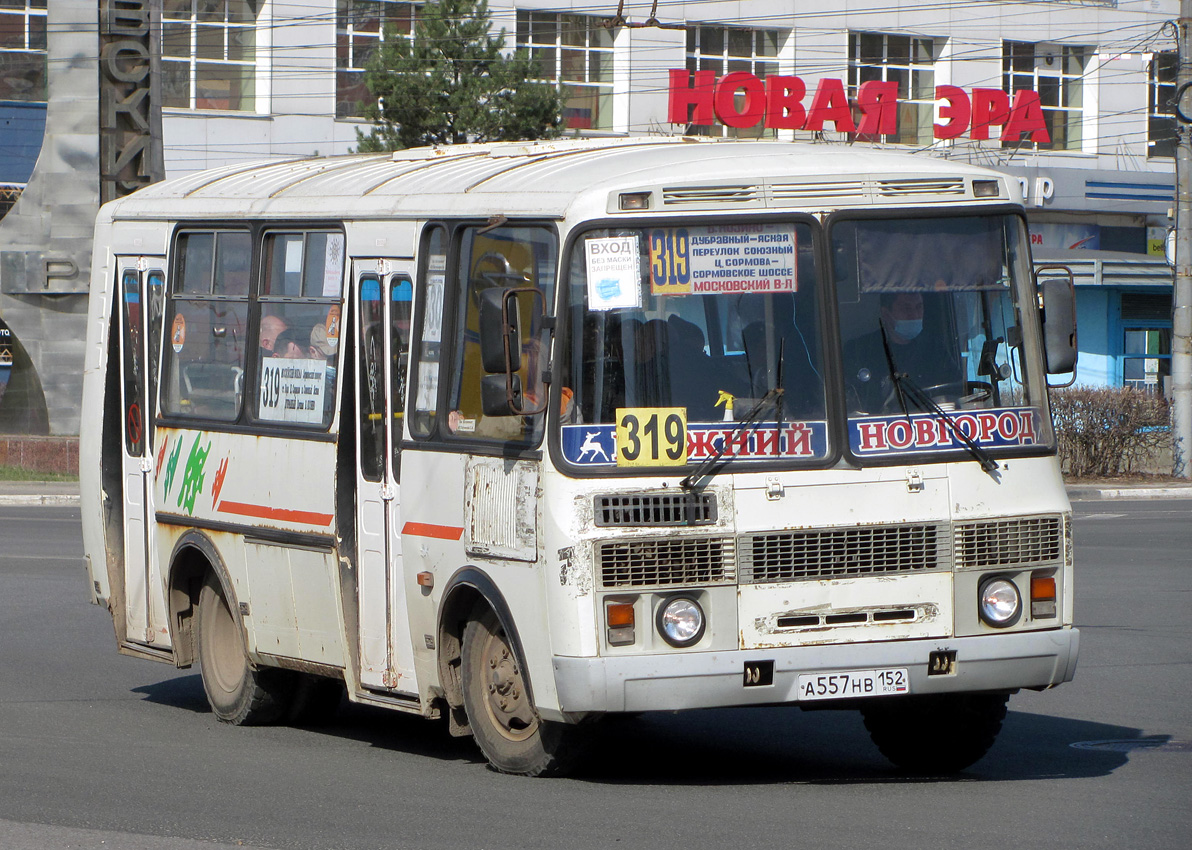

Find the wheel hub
[[482, 635, 537, 741]]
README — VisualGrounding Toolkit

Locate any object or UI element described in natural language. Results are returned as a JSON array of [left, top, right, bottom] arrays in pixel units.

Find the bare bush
[[1049, 386, 1171, 478]]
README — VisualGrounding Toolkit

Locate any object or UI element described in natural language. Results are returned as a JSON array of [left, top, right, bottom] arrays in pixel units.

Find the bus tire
[[860, 692, 1009, 774], [460, 608, 578, 777], [196, 573, 293, 726]]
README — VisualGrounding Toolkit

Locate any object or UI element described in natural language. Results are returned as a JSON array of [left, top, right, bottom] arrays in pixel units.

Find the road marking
[[1075, 513, 1127, 521]]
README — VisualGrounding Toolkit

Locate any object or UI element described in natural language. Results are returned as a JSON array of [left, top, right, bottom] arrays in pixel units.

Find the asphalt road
[[0, 501, 1189, 850]]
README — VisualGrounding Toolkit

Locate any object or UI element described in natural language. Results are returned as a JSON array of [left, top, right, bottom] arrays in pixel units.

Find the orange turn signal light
[[606, 602, 635, 628], [1031, 575, 1056, 601], [1030, 573, 1057, 620]]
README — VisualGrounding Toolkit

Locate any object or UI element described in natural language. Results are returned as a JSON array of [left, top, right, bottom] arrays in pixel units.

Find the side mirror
[[1035, 264, 1077, 386], [481, 373, 523, 416], [478, 288, 519, 374], [477, 286, 550, 416]]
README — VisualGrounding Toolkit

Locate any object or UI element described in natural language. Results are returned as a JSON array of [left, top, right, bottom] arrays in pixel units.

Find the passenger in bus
[[272, 328, 308, 359], [740, 294, 823, 417], [632, 319, 670, 408], [259, 314, 288, 356], [666, 316, 718, 421], [844, 291, 962, 413]]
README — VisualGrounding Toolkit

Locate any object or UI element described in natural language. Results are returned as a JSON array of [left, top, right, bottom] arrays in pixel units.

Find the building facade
[[0, 0, 1180, 432]]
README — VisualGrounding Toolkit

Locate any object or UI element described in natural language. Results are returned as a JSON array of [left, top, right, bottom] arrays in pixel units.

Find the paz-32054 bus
[[81, 138, 1080, 776]]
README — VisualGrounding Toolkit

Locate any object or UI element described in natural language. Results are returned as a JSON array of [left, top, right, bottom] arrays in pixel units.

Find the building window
[[336, 0, 417, 120], [1148, 52, 1177, 159], [1002, 41, 1089, 151], [516, 11, 613, 131], [685, 25, 784, 138], [1121, 293, 1172, 394], [848, 32, 938, 146], [0, 0, 47, 102], [162, 0, 263, 112]]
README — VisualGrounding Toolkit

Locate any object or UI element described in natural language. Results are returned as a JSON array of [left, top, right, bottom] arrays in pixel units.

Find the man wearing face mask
[[844, 291, 962, 414]]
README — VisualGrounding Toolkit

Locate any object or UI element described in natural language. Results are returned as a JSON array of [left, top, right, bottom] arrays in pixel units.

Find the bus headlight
[[978, 577, 1021, 628], [657, 596, 705, 647]]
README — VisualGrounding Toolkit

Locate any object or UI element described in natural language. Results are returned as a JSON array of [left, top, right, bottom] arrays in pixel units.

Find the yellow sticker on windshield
[[615, 407, 688, 467], [649, 229, 692, 296]]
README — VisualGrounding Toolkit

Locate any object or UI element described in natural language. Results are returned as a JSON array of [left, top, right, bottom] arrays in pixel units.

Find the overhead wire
[[10, 0, 1184, 163]]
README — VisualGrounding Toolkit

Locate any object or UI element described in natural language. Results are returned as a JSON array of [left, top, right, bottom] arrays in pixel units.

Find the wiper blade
[[680, 387, 783, 492], [877, 322, 997, 475], [898, 377, 1000, 476]]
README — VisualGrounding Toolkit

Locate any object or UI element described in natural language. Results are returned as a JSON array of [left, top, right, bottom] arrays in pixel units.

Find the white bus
[[81, 138, 1080, 776]]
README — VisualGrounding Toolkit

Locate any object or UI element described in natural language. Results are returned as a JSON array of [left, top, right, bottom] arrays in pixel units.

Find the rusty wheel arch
[[436, 567, 533, 735], [166, 530, 240, 670]]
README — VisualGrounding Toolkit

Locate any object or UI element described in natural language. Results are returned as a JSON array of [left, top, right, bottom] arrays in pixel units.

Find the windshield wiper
[[680, 387, 783, 492], [878, 324, 1000, 477]]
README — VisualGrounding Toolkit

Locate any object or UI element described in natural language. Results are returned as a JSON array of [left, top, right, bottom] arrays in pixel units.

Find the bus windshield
[[558, 213, 1051, 470], [834, 213, 1052, 462]]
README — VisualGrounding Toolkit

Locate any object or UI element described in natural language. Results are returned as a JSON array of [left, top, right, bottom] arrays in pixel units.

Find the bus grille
[[954, 516, 1063, 568], [598, 536, 735, 589], [738, 523, 947, 584], [594, 492, 717, 527]]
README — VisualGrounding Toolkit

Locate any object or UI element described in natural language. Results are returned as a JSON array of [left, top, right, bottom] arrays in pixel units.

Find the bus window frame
[[548, 212, 841, 479], [823, 204, 1057, 470], [405, 219, 558, 458], [250, 226, 348, 432], [155, 221, 347, 440], [159, 225, 254, 426]]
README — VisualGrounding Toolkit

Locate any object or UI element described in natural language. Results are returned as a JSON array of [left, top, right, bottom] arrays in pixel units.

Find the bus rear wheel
[[196, 573, 293, 725], [460, 608, 578, 776], [860, 692, 1009, 774]]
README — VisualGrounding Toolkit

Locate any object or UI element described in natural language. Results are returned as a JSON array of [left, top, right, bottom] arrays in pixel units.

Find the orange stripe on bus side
[[402, 521, 464, 541], [217, 501, 334, 527]]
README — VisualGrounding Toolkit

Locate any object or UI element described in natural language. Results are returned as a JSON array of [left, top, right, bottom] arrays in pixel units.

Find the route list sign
[[259, 358, 326, 424], [649, 223, 797, 296]]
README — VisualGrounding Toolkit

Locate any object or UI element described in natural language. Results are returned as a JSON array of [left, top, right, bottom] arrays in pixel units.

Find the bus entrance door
[[354, 262, 417, 694], [117, 258, 169, 649]]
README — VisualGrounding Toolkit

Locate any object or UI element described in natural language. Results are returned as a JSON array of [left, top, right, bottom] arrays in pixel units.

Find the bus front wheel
[[460, 608, 578, 776], [196, 573, 293, 725], [860, 692, 1009, 774]]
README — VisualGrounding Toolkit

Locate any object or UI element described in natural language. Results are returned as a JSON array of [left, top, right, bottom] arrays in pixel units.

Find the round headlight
[[978, 577, 1021, 627], [657, 596, 705, 647]]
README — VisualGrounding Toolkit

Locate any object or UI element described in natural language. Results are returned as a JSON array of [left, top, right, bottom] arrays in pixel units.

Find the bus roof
[[99, 138, 1018, 223]]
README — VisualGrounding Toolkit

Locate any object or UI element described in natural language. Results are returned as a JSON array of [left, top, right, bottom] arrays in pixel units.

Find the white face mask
[[893, 318, 923, 340]]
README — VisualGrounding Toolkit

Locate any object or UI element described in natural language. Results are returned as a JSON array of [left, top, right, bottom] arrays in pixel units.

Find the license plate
[[797, 668, 909, 702]]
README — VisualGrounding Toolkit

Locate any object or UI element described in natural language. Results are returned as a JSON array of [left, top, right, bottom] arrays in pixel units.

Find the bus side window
[[444, 224, 557, 442], [409, 225, 448, 438], [252, 230, 344, 429], [161, 231, 250, 421]]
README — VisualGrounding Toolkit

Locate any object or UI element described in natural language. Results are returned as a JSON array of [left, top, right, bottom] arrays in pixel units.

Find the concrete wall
[[0, 0, 99, 435]]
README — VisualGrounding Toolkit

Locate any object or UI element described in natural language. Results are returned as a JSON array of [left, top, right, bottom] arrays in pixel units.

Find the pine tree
[[356, 0, 562, 151]]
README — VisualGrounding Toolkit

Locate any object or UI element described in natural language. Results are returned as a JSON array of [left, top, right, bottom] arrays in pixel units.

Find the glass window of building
[[685, 25, 785, 138], [1002, 41, 1089, 152], [1148, 51, 1177, 159], [516, 11, 613, 131], [0, 0, 47, 102], [336, 0, 417, 120], [1121, 293, 1172, 394], [848, 31, 939, 146], [162, 0, 264, 112]]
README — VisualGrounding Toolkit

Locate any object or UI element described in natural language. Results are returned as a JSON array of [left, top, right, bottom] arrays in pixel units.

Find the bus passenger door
[[117, 257, 169, 648], [354, 262, 417, 693]]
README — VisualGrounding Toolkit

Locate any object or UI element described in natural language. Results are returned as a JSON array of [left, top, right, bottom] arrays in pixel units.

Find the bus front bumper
[[547, 627, 1079, 718]]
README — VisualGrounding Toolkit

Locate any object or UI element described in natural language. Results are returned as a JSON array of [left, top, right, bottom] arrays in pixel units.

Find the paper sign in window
[[585, 236, 641, 311]]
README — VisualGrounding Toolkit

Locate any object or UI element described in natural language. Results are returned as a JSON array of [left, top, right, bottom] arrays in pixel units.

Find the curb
[[1067, 487, 1192, 501], [0, 495, 80, 506]]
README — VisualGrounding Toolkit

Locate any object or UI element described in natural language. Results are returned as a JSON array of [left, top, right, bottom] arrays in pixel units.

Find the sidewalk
[[0, 480, 82, 506], [0, 477, 1189, 506]]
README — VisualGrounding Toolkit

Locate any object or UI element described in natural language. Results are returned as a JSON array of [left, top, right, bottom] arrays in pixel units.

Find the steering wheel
[[878, 380, 993, 413]]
